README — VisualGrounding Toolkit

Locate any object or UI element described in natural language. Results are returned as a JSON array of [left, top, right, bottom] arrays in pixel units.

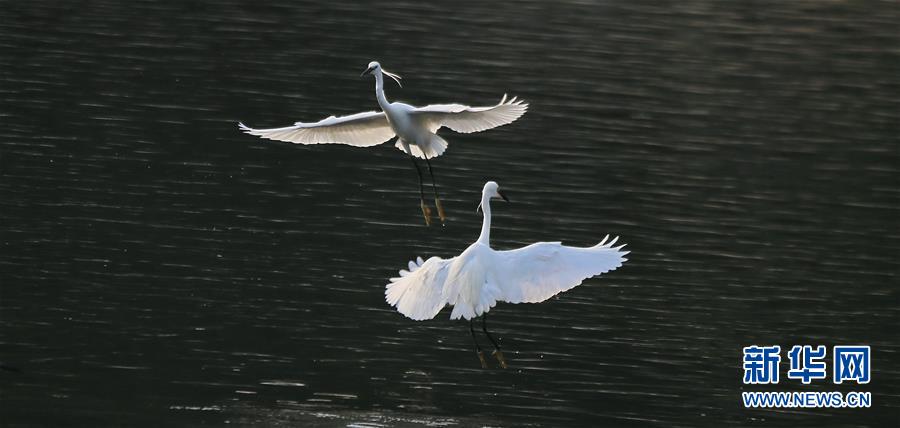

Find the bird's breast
[[444, 246, 491, 303]]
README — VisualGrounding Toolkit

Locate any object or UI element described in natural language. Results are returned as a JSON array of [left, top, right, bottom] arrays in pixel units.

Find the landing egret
[[385, 181, 628, 368], [238, 61, 528, 226]]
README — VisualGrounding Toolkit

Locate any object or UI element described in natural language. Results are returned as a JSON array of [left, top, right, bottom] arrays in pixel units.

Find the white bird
[[238, 61, 528, 226], [385, 181, 628, 368]]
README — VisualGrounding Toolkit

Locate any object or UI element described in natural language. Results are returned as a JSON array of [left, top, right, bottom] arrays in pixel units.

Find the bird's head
[[361, 61, 402, 87], [361, 61, 380, 75], [477, 181, 510, 213]]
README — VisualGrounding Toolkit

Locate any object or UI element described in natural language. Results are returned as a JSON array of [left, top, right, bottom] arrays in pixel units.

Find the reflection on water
[[1, 0, 898, 426]]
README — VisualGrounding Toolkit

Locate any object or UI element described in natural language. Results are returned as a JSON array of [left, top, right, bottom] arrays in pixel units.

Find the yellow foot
[[477, 351, 489, 369], [434, 197, 446, 225], [492, 350, 508, 369], [420, 201, 432, 226]]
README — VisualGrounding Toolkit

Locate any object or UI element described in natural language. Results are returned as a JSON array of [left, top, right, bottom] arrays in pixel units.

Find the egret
[[238, 61, 527, 226], [385, 181, 628, 368]]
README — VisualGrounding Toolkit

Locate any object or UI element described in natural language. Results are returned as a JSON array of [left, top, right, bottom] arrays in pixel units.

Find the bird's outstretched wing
[[238, 111, 395, 147], [385, 256, 455, 321], [411, 94, 528, 134], [492, 236, 628, 304]]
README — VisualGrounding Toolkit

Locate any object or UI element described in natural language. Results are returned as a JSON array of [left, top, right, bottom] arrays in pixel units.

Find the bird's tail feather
[[395, 135, 448, 159]]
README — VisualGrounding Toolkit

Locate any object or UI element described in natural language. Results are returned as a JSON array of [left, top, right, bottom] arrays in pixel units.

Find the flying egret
[[385, 181, 628, 368], [238, 61, 528, 226]]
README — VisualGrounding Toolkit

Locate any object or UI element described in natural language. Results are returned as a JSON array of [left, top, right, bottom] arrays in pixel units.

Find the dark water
[[1, 0, 898, 426]]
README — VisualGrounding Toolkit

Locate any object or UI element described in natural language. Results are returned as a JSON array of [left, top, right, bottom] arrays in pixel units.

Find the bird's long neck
[[477, 194, 492, 246], [374, 71, 390, 111]]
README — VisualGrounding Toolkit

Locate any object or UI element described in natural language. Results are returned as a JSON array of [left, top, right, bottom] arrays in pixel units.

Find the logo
[[833, 346, 870, 384], [741, 345, 871, 408], [787, 345, 827, 384], [742, 345, 781, 384]]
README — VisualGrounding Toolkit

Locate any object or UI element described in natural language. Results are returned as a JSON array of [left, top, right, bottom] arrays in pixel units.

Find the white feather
[[394, 134, 448, 159], [494, 241, 628, 304], [411, 94, 529, 134], [384, 181, 628, 321], [239, 63, 526, 168], [385, 256, 454, 321], [238, 110, 394, 147]]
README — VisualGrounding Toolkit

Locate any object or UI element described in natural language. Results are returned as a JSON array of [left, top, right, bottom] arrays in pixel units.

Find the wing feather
[[238, 110, 395, 147], [385, 256, 455, 321], [411, 94, 528, 134], [493, 236, 628, 304]]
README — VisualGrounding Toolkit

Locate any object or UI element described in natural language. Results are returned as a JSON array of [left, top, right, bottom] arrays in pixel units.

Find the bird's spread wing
[[492, 236, 628, 304], [238, 111, 395, 147], [385, 256, 455, 321], [411, 94, 528, 134]]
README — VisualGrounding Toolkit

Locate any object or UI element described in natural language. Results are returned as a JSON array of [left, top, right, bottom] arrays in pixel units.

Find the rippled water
[[1, 0, 898, 426]]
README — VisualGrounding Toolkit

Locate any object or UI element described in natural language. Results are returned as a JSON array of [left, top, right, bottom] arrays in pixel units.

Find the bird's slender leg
[[407, 150, 431, 226], [482, 313, 508, 369], [423, 154, 446, 224], [470, 319, 488, 368]]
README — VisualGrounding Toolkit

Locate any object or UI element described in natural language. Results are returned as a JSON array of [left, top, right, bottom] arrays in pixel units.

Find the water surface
[[1, 0, 898, 426]]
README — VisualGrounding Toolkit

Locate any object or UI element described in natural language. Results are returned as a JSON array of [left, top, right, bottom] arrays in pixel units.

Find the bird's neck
[[374, 72, 390, 111], [477, 195, 492, 246]]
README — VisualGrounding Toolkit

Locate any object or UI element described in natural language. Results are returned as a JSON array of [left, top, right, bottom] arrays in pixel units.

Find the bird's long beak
[[360, 67, 373, 77], [476, 192, 508, 213], [382, 69, 403, 87]]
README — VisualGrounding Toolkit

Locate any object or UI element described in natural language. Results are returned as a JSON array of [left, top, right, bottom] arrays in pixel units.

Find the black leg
[[408, 153, 425, 201], [481, 313, 500, 350], [470, 319, 488, 368], [423, 154, 440, 199], [423, 154, 446, 224], [482, 313, 508, 368], [408, 152, 431, 226]]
